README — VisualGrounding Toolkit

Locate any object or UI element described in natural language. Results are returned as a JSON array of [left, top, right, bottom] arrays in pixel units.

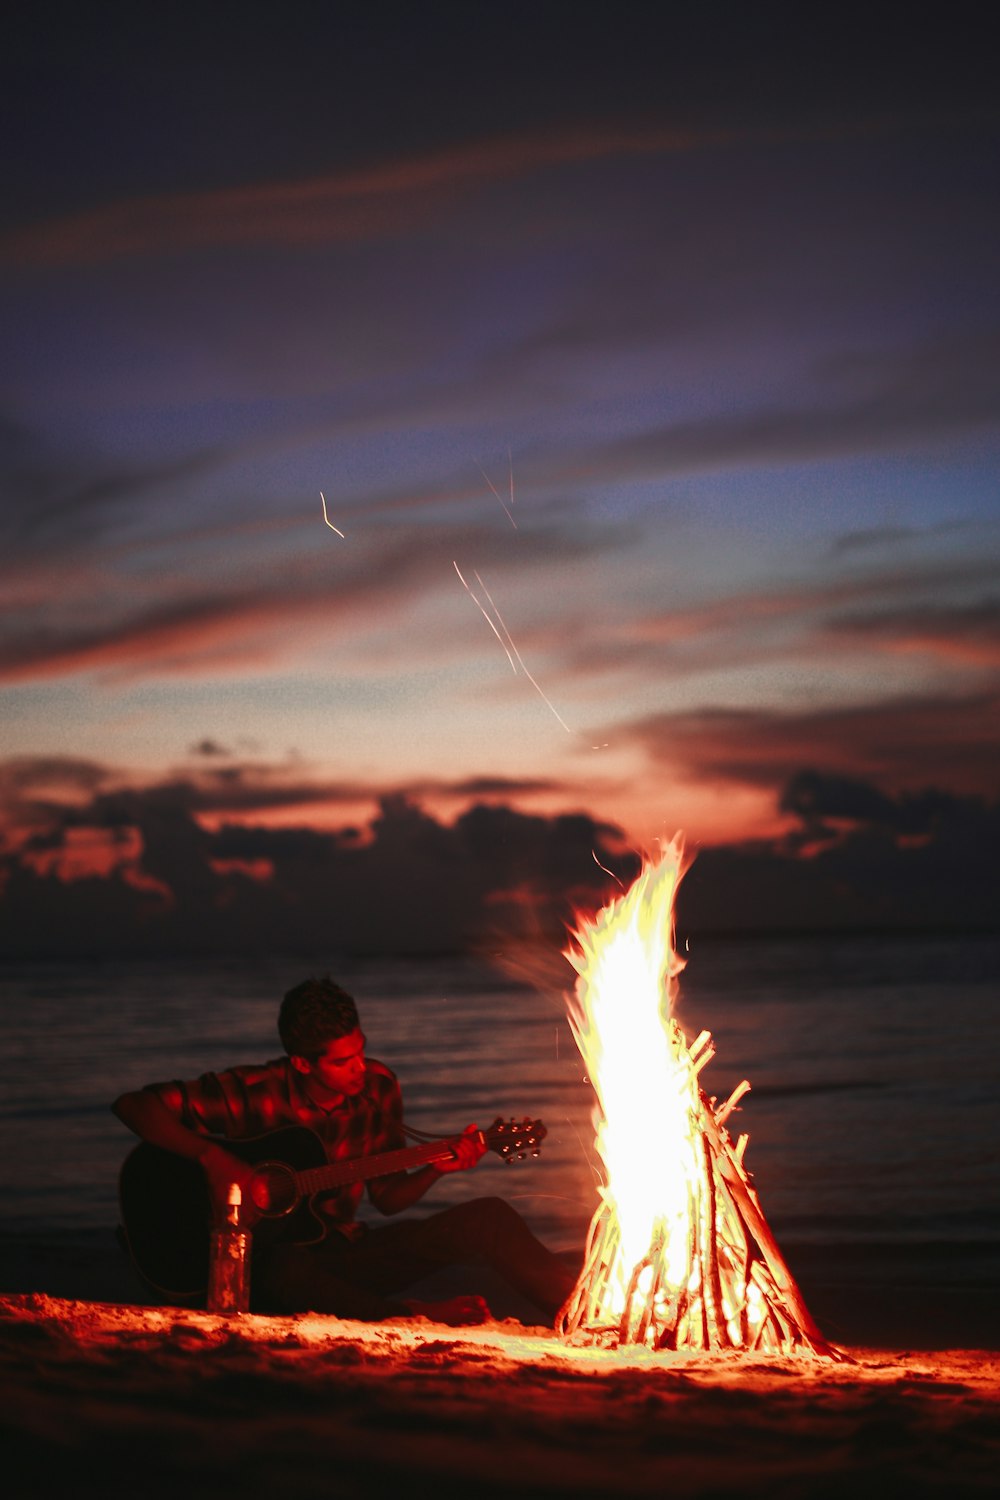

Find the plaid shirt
[[146, 1056, 404, 1226]]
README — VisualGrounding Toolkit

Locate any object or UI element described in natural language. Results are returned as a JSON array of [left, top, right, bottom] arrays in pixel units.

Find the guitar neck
[[294, 1137, 471, 1197]]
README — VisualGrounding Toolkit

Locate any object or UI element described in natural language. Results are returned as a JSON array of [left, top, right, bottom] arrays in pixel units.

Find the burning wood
[[557, 841, 840, 1358]]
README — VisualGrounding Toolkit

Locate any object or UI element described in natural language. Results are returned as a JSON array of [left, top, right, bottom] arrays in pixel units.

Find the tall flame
[[563, 838, 696, 1322], [560, 837, 838, 1356]]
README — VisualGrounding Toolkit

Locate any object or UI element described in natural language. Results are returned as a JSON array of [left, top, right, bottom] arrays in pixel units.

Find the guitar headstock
[[484, 1115, 547, 1163]]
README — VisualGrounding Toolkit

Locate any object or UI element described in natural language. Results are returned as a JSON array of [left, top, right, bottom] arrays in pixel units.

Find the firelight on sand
[[558, 839, 839, 1357]]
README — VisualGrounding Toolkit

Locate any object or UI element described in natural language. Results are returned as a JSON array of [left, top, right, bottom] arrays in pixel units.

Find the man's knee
[[456, 1195, 521, 1228], [447, 1194, 532, 1248]]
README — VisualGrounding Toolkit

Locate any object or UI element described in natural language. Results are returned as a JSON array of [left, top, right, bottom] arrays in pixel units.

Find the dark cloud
[[830, 525, 926, 555], [679, 777, 1000, 935], [0, 774, 628, 960], [0, 756, 572, 846], [0, 410, 229, 564], [438, 776, 563, 799], [778, 770, 971, 840], [0, 754, 111, 795], [2, 758, 995, 959], [828, 519, 985, 557]]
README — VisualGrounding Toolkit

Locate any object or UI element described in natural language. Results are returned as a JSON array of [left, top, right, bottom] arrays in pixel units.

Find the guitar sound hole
[[250, 1162, 297, 1217]]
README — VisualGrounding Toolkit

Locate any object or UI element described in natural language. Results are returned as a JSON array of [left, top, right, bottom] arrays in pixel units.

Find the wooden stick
[[700, 1106, 838, 1356], [716, 1079, 751, 1125], [700, 1131, 734, 1348]]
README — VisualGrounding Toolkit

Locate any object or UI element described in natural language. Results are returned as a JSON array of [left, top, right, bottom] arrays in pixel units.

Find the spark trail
[[453, 562, 571, 733], [478, 448, 517, 530], [319, 492, 345, 538], [591, 848, 625, 888]]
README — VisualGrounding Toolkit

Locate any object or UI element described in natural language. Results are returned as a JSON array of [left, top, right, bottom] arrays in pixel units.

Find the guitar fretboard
[[294, 1138, 464, 1196]]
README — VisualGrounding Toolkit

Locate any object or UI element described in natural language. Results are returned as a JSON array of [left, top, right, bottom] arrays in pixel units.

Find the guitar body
[[119, 1125, 330, 1299]]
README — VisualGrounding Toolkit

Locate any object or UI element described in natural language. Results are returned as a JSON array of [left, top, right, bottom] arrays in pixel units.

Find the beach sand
[[2, 1234, 998, 1499]]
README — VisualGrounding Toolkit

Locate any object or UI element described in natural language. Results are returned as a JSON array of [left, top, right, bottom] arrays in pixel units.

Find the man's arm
[[112, 1089, 254, 1210], [368, 1124, 487, 1215]]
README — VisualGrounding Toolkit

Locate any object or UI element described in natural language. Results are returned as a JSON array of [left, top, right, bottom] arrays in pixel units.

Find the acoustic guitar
[[119, 1116, 546, 1297]]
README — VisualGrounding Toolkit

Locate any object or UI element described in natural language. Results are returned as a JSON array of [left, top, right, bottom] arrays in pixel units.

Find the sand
[[3, 1284, 998, 1500]]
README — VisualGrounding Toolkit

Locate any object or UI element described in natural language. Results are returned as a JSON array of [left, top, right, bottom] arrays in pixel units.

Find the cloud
[[0, 124, 734, 268], [830, 526, 926, 555], [433, 775, 563, 799], [0, 767, 628, 959], [0, 755, 120, 844], [831, 597, 1000, 668], [29, 102, 913, 273], [2, 755, 996, 959], [555, 550, 1000, 687], [777, 769, 968, 839], [0, 754, 112, 797], [0, 507, 618, 685], [624, 690, 1000, 800], [0, 406, 230, 563], [678, 775, 1000, 935], [553, 329, 1000, 485], [212, 324, 999, 537], [7, 70, 993, 271], [0, 754, 570, 844], [828, 518, 989, 557], [0, 585, 319, 684]]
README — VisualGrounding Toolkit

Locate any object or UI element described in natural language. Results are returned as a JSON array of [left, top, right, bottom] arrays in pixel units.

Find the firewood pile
[[557, 1018, 841, 1358]]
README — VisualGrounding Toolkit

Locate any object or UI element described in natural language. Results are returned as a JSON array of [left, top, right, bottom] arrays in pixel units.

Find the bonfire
[[557, 840, 839, 1358]]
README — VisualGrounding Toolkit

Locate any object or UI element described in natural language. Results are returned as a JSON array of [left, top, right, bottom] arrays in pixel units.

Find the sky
[[1, 3, 998, 955]]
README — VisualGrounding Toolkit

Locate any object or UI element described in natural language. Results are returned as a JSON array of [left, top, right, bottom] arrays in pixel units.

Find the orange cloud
[[1, 123, 723, 267], [15, 104, 948, 273], [832, 598, 1000, 668]]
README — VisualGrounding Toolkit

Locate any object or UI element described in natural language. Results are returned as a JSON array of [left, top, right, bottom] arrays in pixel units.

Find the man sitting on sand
[[113, 975, 574, 1325]]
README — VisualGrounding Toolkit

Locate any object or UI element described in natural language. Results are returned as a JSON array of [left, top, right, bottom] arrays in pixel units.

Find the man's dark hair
[[279, 976, 360, 1058]]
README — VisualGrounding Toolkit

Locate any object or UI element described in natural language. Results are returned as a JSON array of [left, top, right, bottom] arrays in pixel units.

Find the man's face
[[296, 1028, 367, 1099]]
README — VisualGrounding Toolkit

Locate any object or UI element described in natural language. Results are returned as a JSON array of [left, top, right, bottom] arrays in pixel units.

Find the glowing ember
[[558, 839, 839, 1357]]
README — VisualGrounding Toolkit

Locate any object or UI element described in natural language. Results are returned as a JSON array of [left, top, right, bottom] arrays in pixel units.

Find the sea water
[[1, 937, 998, 1266]]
